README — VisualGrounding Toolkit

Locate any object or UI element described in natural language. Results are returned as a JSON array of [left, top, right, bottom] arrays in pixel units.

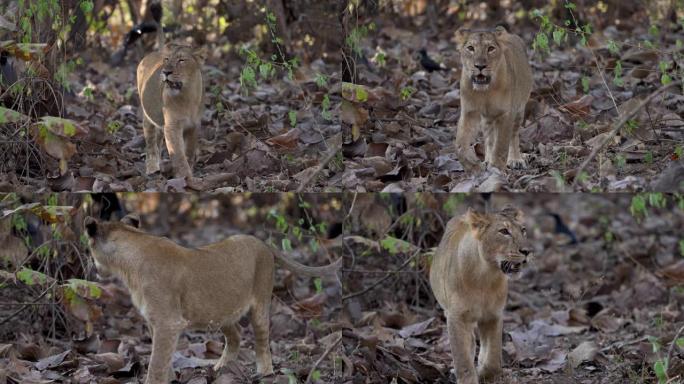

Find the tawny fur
[[454, 26, 533, 171], [429, 206, 531, 384], [85, 215, 340, 384], [137, 43, 205, 179]]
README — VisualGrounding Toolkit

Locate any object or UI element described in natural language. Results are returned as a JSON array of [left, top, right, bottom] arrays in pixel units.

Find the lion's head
[[455, 25, 508, 91], [160, 43, 205, 96], [84, 214, 142, 275], [466, 204, 532, 275]]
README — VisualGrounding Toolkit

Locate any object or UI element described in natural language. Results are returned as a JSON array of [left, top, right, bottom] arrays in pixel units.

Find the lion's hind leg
[[214, 323, 241, 371]]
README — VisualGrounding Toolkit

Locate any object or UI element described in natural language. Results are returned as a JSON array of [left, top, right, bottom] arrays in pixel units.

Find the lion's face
[[84, 215, 141, 275], [456, 27, 506, 91], [467, 205, 532, 276], [160, 44, 204, 96]]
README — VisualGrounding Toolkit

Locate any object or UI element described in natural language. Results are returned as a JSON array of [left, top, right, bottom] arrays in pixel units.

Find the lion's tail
[[274, 250, 341, 278]]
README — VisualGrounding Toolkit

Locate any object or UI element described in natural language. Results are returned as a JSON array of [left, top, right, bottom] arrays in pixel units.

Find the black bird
[[419, 48, 447, 72], [110, 2, 163, 65], [548, 213, 578, 245], [1, 50, 17, 86]]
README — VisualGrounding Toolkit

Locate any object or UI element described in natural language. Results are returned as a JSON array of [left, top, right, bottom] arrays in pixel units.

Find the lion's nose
[[474, 64, 487, 71], [162, 70, 172, 77], [519, 248, 531, 256]]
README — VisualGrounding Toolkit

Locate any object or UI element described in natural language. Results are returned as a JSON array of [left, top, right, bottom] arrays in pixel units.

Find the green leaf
[[0, 107, 30, 124], [281, 238, 292, 252], [648, 193, 666, 208], [355, 86, 368, 102], [533, 32, 549, 52], [613, 60, 624, 87], [553, 28, 564, 46], [676, 337, 684, 348], [581, 76, 590, 93], [80, 0, 94, 13], [380, 236, 411, 255], [312, 370, 321, 380], [288, 110, 297, 128], [661, 74, 672, 85], [17, 267, 50, 286], [259, 62, 272, 79], [314, 73, 328, 88], [240, 66, 257, 90], [313, 277, 322, 294], [654, 360, 667, 383], [65, 278, 102, 299], [630, 195, 647, 218], [607, 40, 620, 55]]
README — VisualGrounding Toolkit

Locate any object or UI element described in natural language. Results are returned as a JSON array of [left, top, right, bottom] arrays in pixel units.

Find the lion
[[84, 215, 341, 384], [429, 205, 532, 384], [136, 42, 205, 180], [454, 25, 533, 171]]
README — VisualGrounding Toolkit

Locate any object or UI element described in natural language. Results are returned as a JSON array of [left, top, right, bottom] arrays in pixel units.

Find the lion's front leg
[[446, 312, 478, 384], [477, 316, 503, 382], [163, 121, 192, 179], [183, 123, 198, 169], [483, 114, 512, 170], [143, 118, 162, 175], [506, 111, 526, 169], [455, 110, 483, 172], [146, 324, 181, 384]]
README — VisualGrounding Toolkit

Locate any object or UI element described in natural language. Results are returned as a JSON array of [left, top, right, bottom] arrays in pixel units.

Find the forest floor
[[2, 37, 341, 193], [338, 12, 684, 192], [340, 194, 684, 383], [0, 214, 343, 383]]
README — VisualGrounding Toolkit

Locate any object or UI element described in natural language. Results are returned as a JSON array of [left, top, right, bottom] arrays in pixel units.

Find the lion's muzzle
[[160, 70, 183, 90], [499, 249, 530, 275]]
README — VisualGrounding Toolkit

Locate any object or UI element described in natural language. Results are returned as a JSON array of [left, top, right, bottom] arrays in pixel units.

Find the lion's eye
[[487, 46, 496, 53], [499, 228, 511, 236], [178, 59, 185, 64], [466, 45, 475, 52]]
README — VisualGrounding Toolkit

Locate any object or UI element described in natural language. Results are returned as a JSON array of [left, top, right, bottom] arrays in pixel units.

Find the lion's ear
[[193, 46, 207, 65], [494, 25, 508, 37], [84, 216, 98, 237], [500, 204, 523, 222], [121, 214, 140, 228], [466, 208, 489, 231], [454, 28, 470, 46]]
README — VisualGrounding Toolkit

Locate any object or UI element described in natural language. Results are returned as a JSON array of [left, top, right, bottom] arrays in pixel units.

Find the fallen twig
[[305, 332, 343, 384], [572, 82, 678, 188], [0, 281, 57, 326], [667, 323, 684, 377], [296, 149, 339, 192], [342, 248, 421, 301]]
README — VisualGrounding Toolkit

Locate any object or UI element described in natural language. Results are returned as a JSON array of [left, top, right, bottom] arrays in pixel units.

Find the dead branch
[[305, 332, 343, 384], [572, 82, 678, 188]]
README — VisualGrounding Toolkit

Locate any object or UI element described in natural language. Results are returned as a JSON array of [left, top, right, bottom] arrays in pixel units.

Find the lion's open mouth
[[500, 260, 523, 274], [164, 80, 183, 90], [471, 74, 491, 85]]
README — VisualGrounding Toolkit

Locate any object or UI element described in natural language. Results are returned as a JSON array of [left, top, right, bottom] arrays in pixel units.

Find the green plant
[[630, 193, 667, 221], [400, 86, 415, 101], [106, 120, 122, 134]]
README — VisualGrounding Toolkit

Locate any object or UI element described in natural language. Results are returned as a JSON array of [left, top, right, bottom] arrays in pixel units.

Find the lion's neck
[[456, 233, 506, 287]]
